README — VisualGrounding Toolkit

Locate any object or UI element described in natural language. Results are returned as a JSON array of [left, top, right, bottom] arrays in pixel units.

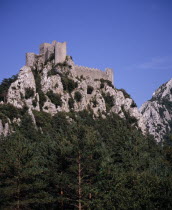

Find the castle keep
[[26, 41, 114, 83]]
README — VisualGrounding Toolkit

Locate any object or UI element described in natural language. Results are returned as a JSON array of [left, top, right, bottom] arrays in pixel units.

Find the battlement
[[74, 65, 113, 83], [25, 41, 114, 83]]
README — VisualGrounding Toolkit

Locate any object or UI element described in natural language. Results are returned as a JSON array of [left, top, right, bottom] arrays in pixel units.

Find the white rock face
[[0, 120, 10, 136], [140, 78, 172, 142], [7, 66, 39, 110], [2, 57, 146, 135]]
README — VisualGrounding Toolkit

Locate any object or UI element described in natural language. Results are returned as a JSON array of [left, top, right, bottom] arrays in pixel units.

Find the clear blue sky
[[0, 0, 172, 107]]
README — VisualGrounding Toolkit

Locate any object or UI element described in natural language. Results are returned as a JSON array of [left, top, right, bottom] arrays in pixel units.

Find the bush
[[25, 88, 34, 99], [100, 79, 114, 89], [100, 83, 104, 89], [39, 91, 47, 109], [33, 110, 52, 128], [31, 69, 46, 110], [102, 92, 114, 111], [162, 99, 172, 111], [131, 100, 137, 108], [32, 97, 38, 107], [47, 68, 58, 77], [122, 108, 138, 124], [87, 86, 94, 94], [91, 97, 98, 107], [0, 112, 8, 126], [0, 75, 18, 102], [68, 97, 74, 109], [119, 89, 131, 99], [0, 104, 22, 121], [55, 61, 72, 69], [31, 69, 41, 92], [61, 76, 78, 93], [74, 91, 82, 102], [47, 90, 62, 107]]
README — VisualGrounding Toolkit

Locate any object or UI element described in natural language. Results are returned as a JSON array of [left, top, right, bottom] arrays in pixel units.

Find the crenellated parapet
[[74, 65, 114, 83], [25, 41, 114, 83]]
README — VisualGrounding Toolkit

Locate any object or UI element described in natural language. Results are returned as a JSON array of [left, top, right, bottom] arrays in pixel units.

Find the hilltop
[[0, 41, 145, 136], [140, 78, 172, 142]]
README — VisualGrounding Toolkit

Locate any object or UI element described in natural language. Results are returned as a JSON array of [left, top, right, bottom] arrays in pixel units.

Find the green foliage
[[39, 91, 47, 109], [0, 75, 18, 102], [87, 85, 94, 94], [159, 106, 165, 118], [162, 98, 172, 111], [0, 108, 172, 209], [47, 90, 62, 107], [25, 87, 34, 99], [33, 110, 52, 132], [100, 78, 114, 88], [61, 75, 78, 93], [31, 69, 46, 110], [0, 112, 8, 126], [32, 69, 41, 92], [102, 92, 114, 111], [55, 61, 72, 69], [74, 91, 82, 102], [32, 97, 37, 107], [0, 104, 23, 121], [131, 100, 137, 107], [0, 131, 53, 209], [91, 97, 98, 107], [68, 97, 74, 109], [119, 88, 131, 99], [100, 82, 104, 89], [47, 68, 58, 77], [121, 105, 138, 124]]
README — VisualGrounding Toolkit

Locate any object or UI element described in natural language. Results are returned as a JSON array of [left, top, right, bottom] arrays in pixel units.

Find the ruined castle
[[26, 41, 114, 83]]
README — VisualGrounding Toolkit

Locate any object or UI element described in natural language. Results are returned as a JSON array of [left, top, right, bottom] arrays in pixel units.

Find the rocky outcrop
[[7, 66, 39, 110], [140, 79, 172, 142], [4, 55, 146, 133], [0, 120, 10, 136]]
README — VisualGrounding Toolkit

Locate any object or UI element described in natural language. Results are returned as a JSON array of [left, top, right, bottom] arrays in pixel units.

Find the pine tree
[[0, 131, 53, 209], [46, 113, 106, 209]]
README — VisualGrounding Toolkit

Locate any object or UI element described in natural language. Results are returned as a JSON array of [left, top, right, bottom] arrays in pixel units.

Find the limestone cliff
[[0, 41, 146, 135], [2, 60, 145, 134], [140, 79, 172, 142]]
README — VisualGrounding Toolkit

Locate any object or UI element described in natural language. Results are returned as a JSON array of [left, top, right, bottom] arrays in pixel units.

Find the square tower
[[39, 43, 54, 63], [55, 42, 67, 64]]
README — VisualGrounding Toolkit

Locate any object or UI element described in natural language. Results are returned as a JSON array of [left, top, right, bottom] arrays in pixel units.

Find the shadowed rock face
[[140, 79, 172, 142]]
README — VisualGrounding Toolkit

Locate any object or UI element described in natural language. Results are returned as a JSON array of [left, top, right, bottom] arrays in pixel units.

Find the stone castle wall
[[55, 42, 66, 64], [26, 41, 67, 67], [25, 41, 114, 83], [74, 65, 113, 83], [26, 53, 36, 66]]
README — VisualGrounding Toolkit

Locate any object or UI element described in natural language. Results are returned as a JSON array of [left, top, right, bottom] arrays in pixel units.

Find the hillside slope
[[0, 51, 145, 135], [140, 78, 172, 142]]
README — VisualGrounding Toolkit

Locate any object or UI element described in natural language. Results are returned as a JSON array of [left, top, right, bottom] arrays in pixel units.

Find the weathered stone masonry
[[26, 41, 114, 83], [74, 65, 113, 82]]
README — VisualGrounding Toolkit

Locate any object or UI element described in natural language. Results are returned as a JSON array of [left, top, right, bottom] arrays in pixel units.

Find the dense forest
[[0, 103, 172, 209]]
